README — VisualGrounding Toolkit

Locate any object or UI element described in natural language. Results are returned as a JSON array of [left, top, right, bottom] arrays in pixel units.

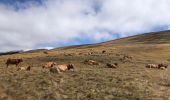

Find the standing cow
[[6, 58, 23, 68]]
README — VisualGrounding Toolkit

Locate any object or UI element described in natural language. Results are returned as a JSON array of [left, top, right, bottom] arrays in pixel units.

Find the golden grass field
[[0, 31, 170, 100]]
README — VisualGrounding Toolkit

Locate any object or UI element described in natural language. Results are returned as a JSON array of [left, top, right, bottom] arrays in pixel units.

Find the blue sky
[[0, 0, 169, 51], [0, 0, 42, 5]]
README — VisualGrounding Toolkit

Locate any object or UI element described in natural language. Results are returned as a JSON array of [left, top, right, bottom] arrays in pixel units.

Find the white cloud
[[0, 0, 169, 52]]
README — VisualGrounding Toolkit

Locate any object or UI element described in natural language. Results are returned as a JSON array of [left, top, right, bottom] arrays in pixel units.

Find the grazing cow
[[42, 62, 57, 69], [84, 60, 99, 65], [106, 63, 118, 68], [50, 64, 74, 73], [17, 66, 31, 71], [145, 64, 158, 69], [6, 58, 23, 68]]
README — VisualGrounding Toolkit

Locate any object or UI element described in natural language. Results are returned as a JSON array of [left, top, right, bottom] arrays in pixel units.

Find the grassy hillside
[[102, 30, 170, 45], [0, 31, 170, 100]]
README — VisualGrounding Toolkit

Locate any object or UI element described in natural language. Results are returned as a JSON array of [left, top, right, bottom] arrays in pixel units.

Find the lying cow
[[6, 58, 23, 68], [145, 64, 158, 69], [17, 66, 31, 71], [106, 63, 118, 68], [50, 64, 74, 73], [42, 62, 57, 69], [84, 60, 99, 65], [158, 63, 168, 70]]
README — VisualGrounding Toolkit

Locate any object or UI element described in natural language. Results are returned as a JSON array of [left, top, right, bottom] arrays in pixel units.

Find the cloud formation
[[0, 0, 169, 51]]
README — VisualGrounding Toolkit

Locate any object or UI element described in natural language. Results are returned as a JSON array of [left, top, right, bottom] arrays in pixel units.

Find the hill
[[0, 30, 170, 100]]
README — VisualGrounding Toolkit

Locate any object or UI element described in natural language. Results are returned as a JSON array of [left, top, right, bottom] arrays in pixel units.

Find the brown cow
[[17, 66, 31, 71], [50, 64, 74, 73], [6, 58, 23, 68], [42, 62, 57, 69]]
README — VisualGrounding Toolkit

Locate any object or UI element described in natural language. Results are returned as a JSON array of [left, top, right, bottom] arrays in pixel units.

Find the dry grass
[[0, 32, 170, 99]]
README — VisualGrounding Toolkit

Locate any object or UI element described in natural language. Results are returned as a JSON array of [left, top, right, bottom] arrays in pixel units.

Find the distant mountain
[[0, 50, 23, 56], [24, 49, 47, 53]]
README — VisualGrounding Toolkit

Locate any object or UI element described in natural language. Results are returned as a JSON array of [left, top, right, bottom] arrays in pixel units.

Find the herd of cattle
[[4, 50, 169, 73], [6, 58, 74, 73]]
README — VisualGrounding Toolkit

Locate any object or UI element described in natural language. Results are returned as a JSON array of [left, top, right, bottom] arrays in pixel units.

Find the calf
[[17, 66, 31, 71], [42, 62, 57, 69], [6, 58, 23, 68]]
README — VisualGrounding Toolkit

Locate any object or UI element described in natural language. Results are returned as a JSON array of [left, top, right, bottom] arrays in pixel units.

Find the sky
[[0, 0, 169, 52]]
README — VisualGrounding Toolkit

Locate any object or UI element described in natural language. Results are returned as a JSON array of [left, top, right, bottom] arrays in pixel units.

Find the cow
[[17, 65, 31, 71], [42, 62, 57, 69], [145, 64, 158, 69], [106, 63, 118, 68], [158, 63, 168, 69], [102, 50, 106, 54], [6, 58, 23, 68], [50, 64, 74, 73], [84, 60, 99, 65]]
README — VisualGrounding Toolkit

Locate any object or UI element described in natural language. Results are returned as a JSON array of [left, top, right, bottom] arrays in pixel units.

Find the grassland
[[0, 31, 170, 100]]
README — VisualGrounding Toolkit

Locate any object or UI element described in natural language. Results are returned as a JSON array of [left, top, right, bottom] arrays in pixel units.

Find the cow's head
[[67, 64, 74, 70]]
